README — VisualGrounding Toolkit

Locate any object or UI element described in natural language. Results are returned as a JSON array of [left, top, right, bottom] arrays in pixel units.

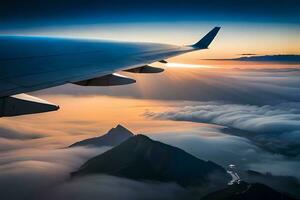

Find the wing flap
[[124, 65, 164, 73], [73, 73, 136, 86]]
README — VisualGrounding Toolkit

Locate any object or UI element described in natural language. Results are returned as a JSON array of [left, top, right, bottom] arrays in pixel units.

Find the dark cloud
[[238, 54, 257, 56], [207, 55, 300, 63], [45, 175, 189, 200], [145, 102, 300, 156]]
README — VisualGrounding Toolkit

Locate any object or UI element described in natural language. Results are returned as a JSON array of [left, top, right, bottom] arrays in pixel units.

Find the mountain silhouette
[[69, 124, 134, 148], [71, 134, 229, 186], [242, 170, 300, 198], [201, 181, 296, 200]]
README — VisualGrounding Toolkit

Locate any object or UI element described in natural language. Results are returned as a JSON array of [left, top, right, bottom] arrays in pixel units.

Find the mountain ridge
[[71, 134, 229, 186]]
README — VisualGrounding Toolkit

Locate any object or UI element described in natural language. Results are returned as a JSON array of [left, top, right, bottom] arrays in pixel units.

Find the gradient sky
[[1, 0, 299, 57], [0, 1, 300, 199]]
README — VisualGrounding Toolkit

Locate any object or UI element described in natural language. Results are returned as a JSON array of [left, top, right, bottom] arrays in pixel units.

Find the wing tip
[[192, 26, 221, 49]]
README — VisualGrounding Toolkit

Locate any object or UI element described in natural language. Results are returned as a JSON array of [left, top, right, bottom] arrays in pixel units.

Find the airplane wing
[[0, 27, 220, 116]]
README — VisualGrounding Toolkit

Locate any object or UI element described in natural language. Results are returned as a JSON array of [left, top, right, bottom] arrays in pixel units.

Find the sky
[[1, 0, 299, 57], [0, 0, 300, 199]]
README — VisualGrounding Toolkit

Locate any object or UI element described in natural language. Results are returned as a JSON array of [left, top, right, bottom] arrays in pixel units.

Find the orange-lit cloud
[[0, 96, 201, 147]]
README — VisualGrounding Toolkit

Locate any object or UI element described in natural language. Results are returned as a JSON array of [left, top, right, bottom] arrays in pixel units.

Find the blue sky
[[2, 0, 299, 56], [1, 0, 299, 29]]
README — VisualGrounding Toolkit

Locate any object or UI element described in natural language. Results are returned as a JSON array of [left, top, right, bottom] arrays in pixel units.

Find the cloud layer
[[36, 67, 300, 105], [0, 146, 110, 200], [0, 138, 188, 200], [145, 102, 300, 156], [0, 121, 299, 199], [45, 175, 188, 200], [0, 127, 45, 140]]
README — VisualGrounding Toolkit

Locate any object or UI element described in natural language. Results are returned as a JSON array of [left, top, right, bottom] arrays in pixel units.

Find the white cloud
[[145, 102, 300, 157], [0, 146, 110, 200], [145, 102, 300, 136]]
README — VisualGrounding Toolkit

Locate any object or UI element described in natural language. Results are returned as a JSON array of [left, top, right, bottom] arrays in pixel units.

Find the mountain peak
[[69, 124, 134, 148], [116, 124, 126, 129], [107, 124, 134, 136]]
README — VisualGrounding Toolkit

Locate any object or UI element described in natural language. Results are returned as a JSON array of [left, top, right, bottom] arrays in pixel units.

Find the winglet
[[192, 27, 221, 49]]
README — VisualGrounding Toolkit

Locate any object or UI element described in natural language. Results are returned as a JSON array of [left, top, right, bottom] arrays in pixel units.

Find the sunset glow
[[1, 1, 300, 199]]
